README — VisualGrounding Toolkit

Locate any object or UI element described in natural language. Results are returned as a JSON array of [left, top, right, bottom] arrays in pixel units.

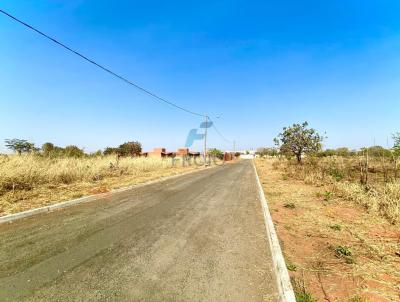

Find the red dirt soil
[[255, 159, 400, 302]]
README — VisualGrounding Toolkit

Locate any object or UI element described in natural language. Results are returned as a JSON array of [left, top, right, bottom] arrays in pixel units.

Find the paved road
[[0, 160, 278, 301]]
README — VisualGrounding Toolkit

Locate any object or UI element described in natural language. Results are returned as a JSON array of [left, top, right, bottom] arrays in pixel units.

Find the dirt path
[[0, 160, 278, 301]]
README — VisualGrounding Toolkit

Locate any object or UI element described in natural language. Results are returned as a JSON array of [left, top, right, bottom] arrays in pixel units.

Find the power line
[[1, 9, 234, 145], [0, 9, 205, 117], [212, 123, 232, 143]]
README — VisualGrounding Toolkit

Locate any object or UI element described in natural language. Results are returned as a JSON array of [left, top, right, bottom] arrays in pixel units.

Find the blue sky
[[1, 0, 400, 152]]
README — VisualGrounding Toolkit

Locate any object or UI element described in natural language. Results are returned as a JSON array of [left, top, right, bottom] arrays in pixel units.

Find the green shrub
[[284, 202, 296, 209], [286, 262, 297, 271], [330, 169, 344, 181], [324, 191, 333, 201], [208, 148, 224, 160], [334, 245, 352, 257], [329, 224, 342, 231]]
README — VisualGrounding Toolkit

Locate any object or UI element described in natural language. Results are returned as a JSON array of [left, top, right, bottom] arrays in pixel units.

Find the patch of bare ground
[[255, 158, 400, 302]]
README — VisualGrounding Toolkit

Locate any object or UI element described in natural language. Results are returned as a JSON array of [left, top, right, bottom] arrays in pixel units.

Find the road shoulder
[[255, 158, 400, 301]]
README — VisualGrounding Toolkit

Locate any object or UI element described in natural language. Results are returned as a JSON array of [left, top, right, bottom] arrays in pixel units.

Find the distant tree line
[[103, 141, 142, 157], [256, 147, 279, 157], [317, 146, 394, 158], [257, 122, 400, 163], [3, 139, 142, 158]]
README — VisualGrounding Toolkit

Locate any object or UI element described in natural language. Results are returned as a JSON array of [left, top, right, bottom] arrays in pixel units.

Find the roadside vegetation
[[260, 125, 400, 224], [255, 122, 400, 301], [0, 139, 206, 216], [280, 155, 400, 224]]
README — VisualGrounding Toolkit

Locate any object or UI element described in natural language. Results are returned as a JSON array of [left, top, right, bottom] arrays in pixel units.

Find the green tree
[[41, 142, 55, 156], [336, 147, 350, 157], [103, 147, 119, 156], [64, 145, 85, 158], [118, 141, 142, 157], [275, 122, 323, 163], [208, 148, 224, 159], [90, 150, 103, 157], [257, 147, 278, 157], [4, 139, 36, 155], [318, 149, 335, 157], [367, 146, 392, 157]]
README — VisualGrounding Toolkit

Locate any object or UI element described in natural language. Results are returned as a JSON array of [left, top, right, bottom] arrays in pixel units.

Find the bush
[[208, 148, 224, 159], [64, 145, 85, 158], [103, 147, 119, 156], [257, 147, 278, 157], [118, 141, 142, 157], [330, 169, 345, 181]]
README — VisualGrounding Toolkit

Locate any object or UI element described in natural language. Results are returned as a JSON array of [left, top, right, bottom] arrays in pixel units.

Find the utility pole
[[204, 115, 208, 166], [233, 140, 236, 153]]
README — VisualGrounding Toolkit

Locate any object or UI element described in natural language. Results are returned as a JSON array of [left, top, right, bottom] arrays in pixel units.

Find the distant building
[[142, 148, 174, 158], [226, 150, 255, 159], [175, 148, 201, 158], [142, 147, 200, 158], [223, 152, 235, 161]]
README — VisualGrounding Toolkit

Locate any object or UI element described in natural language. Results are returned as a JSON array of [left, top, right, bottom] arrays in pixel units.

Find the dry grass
[[0, 154, 206, 215], [255, 158, 400, 301], [277, 157, 400, 224]]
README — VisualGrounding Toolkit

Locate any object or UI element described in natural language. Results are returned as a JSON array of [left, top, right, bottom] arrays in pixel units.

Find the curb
[[0, 165, 220, 225], [252, 161, 296, 302]]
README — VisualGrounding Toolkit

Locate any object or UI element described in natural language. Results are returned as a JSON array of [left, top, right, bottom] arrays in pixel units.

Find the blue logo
[[185, 120, 213, 147]]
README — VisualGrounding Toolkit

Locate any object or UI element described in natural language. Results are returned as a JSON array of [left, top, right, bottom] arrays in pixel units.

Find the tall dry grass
[[0, 154, 178, 193], [0, 154, 201, 215], [272, 156, 400, 224]]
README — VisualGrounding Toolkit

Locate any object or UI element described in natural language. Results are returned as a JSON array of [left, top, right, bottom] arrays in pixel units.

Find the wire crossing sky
[[1, 1, 400, 152], [0, 9, 206, 118]]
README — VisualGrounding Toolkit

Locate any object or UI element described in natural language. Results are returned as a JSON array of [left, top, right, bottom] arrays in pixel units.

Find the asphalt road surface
[[0, 160, 279, 301]]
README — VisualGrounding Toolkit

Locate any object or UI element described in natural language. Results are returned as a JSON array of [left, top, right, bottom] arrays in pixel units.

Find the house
[[142, 148, 175, 158], [233, 150, 255, 159], [142, 147, 200, 158], [223, 152, 235, 161], [176, 148, 200, 158]]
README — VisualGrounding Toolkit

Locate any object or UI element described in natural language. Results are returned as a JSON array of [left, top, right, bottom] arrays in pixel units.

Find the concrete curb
[[0, 165, 220, 225], [252, 161, 296, 302]]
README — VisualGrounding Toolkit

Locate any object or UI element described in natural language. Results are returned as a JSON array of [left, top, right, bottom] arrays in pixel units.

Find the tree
[[366, 146, 392, 158], [42, 142, 55, 156], [64, 145, 85, 158], [90, 150, 103, 157], [274, 122, 323, 163], [208, 148, 224, 159], [318, 149, 335, 157], [103, 147, 119, 156], [4, 139, 36, 155], [336, 147, 350, 157], [118, 141, 142, 157], [257, 147, 278, 157]]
